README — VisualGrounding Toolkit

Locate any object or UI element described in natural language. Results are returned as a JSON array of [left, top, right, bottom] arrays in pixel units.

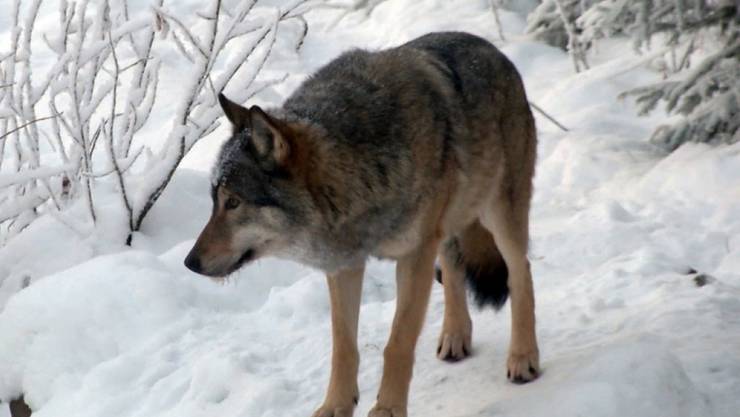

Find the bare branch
[[152, 6, 208, 58], [2, 0, 313, 246], [529, 102, 570, 132], [107, 28, 134, 237], [83, 145, 144, 178], [290, 15, 309, 52], [0, 188, 51, 223], [121, 57, 151, 74], [0, 115, 59, 142], [131, 0, 310, 233], [170, 30, 196, 63], [490, 0, 506, 42], [554, 0, 589, 72], [247, 73, 290, 100], [0, 163, 75, 189]]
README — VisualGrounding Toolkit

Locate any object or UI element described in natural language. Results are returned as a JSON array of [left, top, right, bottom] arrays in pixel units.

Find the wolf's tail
[[438, 220, 509, 310]]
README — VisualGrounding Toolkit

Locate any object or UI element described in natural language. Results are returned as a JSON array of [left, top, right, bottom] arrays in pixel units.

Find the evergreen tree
[[526, 0, 739, 150]]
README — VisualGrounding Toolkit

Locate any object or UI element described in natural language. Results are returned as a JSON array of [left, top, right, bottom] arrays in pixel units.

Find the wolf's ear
[[249, 105, 290, 166], [218, 93, 251, 128]]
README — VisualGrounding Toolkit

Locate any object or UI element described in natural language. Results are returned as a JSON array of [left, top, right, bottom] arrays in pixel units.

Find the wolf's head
[[184, 94, 318, 278]]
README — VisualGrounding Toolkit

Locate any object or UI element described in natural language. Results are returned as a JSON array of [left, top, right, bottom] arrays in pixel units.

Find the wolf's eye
[[224, 197, 241, 210]]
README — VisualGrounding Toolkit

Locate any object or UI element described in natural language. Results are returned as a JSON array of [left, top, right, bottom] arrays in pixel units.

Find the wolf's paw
[[312, 404, 355, 417], [437, 320, 472, 362], [367, 405, 406, 417], [506, 348, 540, 384]]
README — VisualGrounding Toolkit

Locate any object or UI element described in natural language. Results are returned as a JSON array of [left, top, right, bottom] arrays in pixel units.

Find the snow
[[2, 1, 740, 416]]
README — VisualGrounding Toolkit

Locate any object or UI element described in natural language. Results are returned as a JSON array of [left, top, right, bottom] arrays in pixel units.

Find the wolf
[[185, 31, 539, 417]]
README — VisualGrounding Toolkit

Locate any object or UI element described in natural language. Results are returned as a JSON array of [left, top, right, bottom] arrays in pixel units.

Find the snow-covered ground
[[2, 1, 740, 416]]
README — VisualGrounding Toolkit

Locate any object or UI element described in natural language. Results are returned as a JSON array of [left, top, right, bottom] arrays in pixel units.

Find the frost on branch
[[132, 0, 311, 240], [622, 31, 739, 150], [526, 0, 584, 50], [526, 1, 732, 64], [526, 0, 591, 72], [0, 0, 311, 246], [526, 0, 739, 150]]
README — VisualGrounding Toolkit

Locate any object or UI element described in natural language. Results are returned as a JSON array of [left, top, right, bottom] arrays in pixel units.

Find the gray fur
[[185, 31, 541, 407], [194, 31, 534, 274]]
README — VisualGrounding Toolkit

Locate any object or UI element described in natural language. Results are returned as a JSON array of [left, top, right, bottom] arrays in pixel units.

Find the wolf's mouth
[[235, 249, 256, 269], [235, 248, 256, 269]]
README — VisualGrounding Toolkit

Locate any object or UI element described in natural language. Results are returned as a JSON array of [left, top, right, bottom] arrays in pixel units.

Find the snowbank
[[1, 0, 740, 416]]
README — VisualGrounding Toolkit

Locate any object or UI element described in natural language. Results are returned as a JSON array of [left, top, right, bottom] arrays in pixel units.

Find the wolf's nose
[[184, 252, 202, 273]]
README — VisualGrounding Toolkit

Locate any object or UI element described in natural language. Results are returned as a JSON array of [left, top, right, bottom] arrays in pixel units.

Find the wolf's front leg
[[313, 266, 365, 417], [368, 239, 439, 417]]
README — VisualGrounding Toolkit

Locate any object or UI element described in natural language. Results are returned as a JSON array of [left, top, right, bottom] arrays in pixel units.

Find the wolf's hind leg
[[437, 239, 472, 362], [313, 266, 365, 417], [436, 219, 510, 361], [369, 238, 439, 417], [480, 196, 540, 383]]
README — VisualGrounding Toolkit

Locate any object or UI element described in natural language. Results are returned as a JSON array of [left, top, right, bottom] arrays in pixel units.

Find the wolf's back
[[277, 32, 535, 271]]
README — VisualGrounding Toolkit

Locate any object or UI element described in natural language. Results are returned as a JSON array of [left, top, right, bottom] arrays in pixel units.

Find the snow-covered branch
[[131, 0, 311, 237], [0, 0, 311, 245], [622, 31, 739, 150], [554, 0, 589, 72], [528, 0, 739, 150]]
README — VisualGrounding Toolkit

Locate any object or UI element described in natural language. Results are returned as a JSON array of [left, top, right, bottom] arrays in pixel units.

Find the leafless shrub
[[0, 0, 311, 245]]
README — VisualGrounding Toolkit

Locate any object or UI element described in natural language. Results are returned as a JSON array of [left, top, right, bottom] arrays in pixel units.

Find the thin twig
[[153, 7, 208, 58], [0, 115, 59, 141], [132, 0, 312, 234], [677, 37, 695, 71], [554, 0, 589, 72], [120, 56, 151, 73], [120, 0, 163, 158], [39, 177, 62, 211], [246, 73, 290, 100], [133, 0, 223, 232], [0, 163, 75, 188], [0, 189, 50, 223], [290, 15, 309, 52], [108, 28, 134, 238], [529, 101, 569, 132], [171, 30, 196, 63], [490, 0, 506, 42], [83, 145, 144, 178], [0, 51, 14, 63], [69, 1, 97, 225]]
